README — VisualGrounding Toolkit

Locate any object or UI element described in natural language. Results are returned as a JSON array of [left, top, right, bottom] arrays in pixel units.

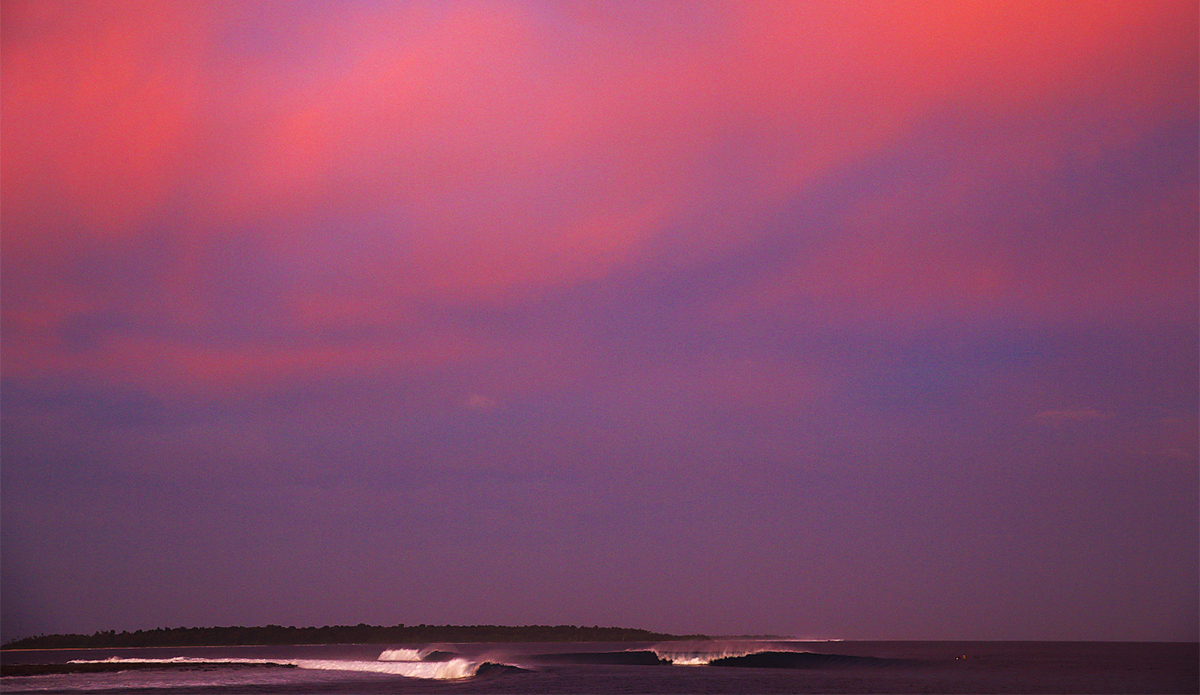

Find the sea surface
[[2, 639, 1195, 694]]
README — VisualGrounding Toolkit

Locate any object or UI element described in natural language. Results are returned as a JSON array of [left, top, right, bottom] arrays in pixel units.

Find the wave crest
[[650, 640, 783, 666], [652, 647, 767, 666], [377, 648, 425, 662]]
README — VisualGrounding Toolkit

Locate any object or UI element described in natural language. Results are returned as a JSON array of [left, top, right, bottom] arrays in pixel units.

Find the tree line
[[2, 624, 707, 650]]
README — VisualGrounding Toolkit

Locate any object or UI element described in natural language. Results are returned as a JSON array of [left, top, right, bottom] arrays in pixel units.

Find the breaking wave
[[709, 651, 910, 669], [650, 640, 904, 669], [65, 654, 486, 680], [651, 640, 785, 666]]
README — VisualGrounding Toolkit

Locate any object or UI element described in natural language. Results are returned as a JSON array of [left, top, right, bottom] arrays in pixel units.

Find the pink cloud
[[3, 0, 1194, 396], [1, 1, 215, 244]]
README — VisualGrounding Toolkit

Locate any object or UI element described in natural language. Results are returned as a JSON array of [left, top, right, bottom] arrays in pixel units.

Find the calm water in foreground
[[2, 640, 1196, 694]]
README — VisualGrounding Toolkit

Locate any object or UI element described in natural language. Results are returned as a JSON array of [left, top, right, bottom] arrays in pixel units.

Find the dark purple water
[[2, 640, 1196, 693]]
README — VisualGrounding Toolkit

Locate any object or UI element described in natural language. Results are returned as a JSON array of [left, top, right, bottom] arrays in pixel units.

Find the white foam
[[650, 640, 811, 666], [651, 648, 759, 666], [66, 656, 479, 680], [295, 658, 477, 679], [69, 657, 276, 666], [377, 648, 425, 662]]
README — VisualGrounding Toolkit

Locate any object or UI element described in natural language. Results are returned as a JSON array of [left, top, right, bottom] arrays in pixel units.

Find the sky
[[1, 0, 1197, 643]]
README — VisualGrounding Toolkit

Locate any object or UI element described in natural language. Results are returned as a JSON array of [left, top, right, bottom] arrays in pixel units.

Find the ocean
[[2, 639, 1196, 693]]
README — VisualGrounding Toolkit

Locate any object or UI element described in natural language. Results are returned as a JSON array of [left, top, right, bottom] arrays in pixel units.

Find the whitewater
[[66, 651, 482, 680]]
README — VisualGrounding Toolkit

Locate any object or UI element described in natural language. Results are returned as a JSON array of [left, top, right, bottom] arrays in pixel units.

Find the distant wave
[[649, 641, 916, 669], [653, 646, 763, 666], [529, 644, 846, 668], [651, 640, 794, 666], [709, 651, 913, 669]]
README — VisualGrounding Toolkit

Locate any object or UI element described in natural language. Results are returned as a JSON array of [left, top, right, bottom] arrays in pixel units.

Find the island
[[2, 624, 708, 650]]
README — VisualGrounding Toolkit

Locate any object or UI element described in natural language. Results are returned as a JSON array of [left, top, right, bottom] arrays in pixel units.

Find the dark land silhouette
[[2, 624, 706, 650]]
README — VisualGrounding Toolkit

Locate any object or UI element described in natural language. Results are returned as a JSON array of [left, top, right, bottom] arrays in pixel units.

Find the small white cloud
[[465, 393, 498, 411], [1034, 408, 1110, 424]]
